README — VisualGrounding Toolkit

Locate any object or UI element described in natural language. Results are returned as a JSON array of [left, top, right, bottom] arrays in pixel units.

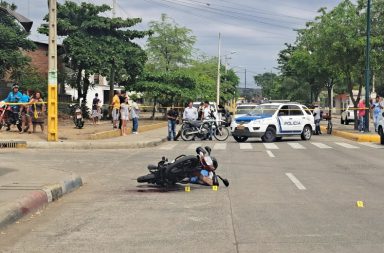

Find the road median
[[0, 174, 82, 230], [320, 126, 380, 143]]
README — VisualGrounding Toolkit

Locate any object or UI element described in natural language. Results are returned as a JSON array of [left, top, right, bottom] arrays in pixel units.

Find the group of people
[[111, 90, 140, 136], [1, 83, 45, 133], [166, 101, 214, 141], [358, 95, 384, 132]]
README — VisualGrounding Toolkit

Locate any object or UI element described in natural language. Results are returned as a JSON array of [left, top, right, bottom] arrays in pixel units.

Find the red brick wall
[[24, 44, 49, 76]]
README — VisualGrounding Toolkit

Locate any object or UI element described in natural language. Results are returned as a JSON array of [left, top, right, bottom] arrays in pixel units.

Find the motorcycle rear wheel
[[181, 128, 195, 141]]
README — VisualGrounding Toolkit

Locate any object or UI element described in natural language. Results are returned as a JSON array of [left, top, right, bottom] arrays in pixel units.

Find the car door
[[277, 105, 293, 133], [288, 105, 305, 132]]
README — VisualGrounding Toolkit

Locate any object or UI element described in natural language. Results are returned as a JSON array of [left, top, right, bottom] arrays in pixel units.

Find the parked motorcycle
[[137, 146, 229, 187], [0, 104, 22, 132], [181, 112, 230, 141], [69, 104, 84, 129]]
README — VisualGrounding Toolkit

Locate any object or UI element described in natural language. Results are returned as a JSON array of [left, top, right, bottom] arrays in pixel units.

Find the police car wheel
[[301, 125, 312, 141], [262, 127, 276, 143], [233, 136, 248, 143]]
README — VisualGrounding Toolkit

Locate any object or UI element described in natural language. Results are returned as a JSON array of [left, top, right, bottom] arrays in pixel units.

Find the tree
[[0, 1, 36, 80], [39, 1, 148, 106], [146, 14, 196, 72]]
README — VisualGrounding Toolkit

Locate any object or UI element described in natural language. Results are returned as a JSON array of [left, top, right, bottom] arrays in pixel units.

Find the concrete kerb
[[320, 126, 380, 143], [0, 175, 83, 230]]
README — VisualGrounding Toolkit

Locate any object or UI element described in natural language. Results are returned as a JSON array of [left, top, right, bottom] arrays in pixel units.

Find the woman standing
[[120, 96, 130, 136], [30, 91, 46, 133]]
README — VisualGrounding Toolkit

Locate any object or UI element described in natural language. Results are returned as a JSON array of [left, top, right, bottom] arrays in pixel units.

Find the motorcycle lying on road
[[180, 112, 230, 141], [0, 104, 22, 132], [137, 146, 229, 187]]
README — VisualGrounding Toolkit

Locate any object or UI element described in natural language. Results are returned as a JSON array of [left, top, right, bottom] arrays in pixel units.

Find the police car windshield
[[248, 105, 279, 117], [236, 106, 258, 114]]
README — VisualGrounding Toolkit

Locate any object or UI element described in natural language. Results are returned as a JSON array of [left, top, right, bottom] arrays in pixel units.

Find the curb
[[0, 175, 83, 230], [320, 126, 380, 143], [89, 122, 167, 140], [26, 138, 167, 149]]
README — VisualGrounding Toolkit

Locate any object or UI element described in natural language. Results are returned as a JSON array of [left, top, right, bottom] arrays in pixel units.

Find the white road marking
[[263, 143, 279, 150], [266, 150, 275, 158], [359, 142, 384, 149], [311, 142, 332, 149], [239, 143, 253, 150], [159, 143, 178, 150], [213, 143, 227, 150], [285, 173, 306, 190], [334, 142, 359, 149], [187, 143, 202, 150], [287, 142, 306, 150]]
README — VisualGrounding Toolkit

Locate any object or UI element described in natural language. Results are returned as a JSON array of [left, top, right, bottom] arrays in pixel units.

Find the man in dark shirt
[[92, 93, 101, 125], [167, 107, 179, 141]]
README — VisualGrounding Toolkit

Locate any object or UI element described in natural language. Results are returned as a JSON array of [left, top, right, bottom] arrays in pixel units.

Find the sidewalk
[[0, 164, 82, 229], [320, 118, 380, 143]]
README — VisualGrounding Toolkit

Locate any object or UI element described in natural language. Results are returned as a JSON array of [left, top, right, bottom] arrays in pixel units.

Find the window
[[278, 105, 289, 116], [289, 105, 303, 116], [94, 74, 100, 85], [302, 106, 312, 115]]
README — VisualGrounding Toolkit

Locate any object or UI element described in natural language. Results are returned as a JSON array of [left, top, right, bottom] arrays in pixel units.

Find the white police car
[[230, 103, 315, 143]]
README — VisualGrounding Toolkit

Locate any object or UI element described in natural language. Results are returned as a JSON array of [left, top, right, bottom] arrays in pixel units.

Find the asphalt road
[[1, 135, 384, 253]]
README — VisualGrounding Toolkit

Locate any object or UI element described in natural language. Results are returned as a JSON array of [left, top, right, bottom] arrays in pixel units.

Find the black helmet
[[12, 83, 19, 89]]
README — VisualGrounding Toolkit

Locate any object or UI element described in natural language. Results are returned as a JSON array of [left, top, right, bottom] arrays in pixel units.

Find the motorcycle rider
[[2, 83, 22, 131]]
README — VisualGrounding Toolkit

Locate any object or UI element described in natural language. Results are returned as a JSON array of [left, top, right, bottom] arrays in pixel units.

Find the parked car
[[341, 106, 355, 125]]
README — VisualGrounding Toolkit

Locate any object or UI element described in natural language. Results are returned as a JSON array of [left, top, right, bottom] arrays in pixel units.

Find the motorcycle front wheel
[[181, 128, 195, 141], [213, 125, 229, 141]]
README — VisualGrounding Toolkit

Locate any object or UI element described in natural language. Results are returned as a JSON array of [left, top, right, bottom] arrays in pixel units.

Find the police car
[[230, 103, 315, 143]]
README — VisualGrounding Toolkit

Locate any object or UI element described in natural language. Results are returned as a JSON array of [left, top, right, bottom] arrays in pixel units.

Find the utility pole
[[244, 68, 247, 90], [47, 0, 58, 141], [109, 0, 116, 106], [216, 32, 221, 106], [364, 0, 371, 132]]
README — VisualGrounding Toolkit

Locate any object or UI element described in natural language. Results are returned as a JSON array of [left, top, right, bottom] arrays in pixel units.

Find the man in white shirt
[[183, 101, 198, 121], [313, 104, 321, 135]]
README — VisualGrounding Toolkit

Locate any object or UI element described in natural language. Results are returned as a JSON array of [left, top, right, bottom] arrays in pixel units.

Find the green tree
[[146, 14, 196, 72], [39, 1, 148, 105], [0, 1, 36, 80]]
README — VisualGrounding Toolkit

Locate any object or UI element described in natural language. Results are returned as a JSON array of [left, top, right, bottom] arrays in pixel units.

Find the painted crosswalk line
[[310, 142, 332, 149], [287, 142, 306, 150], [159, 143, 178, 150], [213, 143, 227, 150], [263, 143, 279, 150], [359, 142, 384, 149], [334, 142, 359, 149], [239, 143, 253, 150], [286, 173, 306, 190], [187, 143, 202, 150], [266, 150, 275, 158]]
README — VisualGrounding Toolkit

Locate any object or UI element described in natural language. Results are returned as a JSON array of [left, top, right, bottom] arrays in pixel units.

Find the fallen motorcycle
[[137, 146, 229, 187]]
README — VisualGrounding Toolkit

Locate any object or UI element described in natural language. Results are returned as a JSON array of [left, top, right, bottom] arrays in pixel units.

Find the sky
[[11, 0, 341, 88]]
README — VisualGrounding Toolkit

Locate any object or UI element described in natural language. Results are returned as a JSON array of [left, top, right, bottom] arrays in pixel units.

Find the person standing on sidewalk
[[120, 96, 130, 136], [130, 98, 140, 134], [91, 93, 101, 125], [313, 104, 321, 135], [30, 91, 45, 133], [111, 91, 120, 129], [371, 95, 383, 132], [358, 99, 366, 132], [167, 106, 178, 141]]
